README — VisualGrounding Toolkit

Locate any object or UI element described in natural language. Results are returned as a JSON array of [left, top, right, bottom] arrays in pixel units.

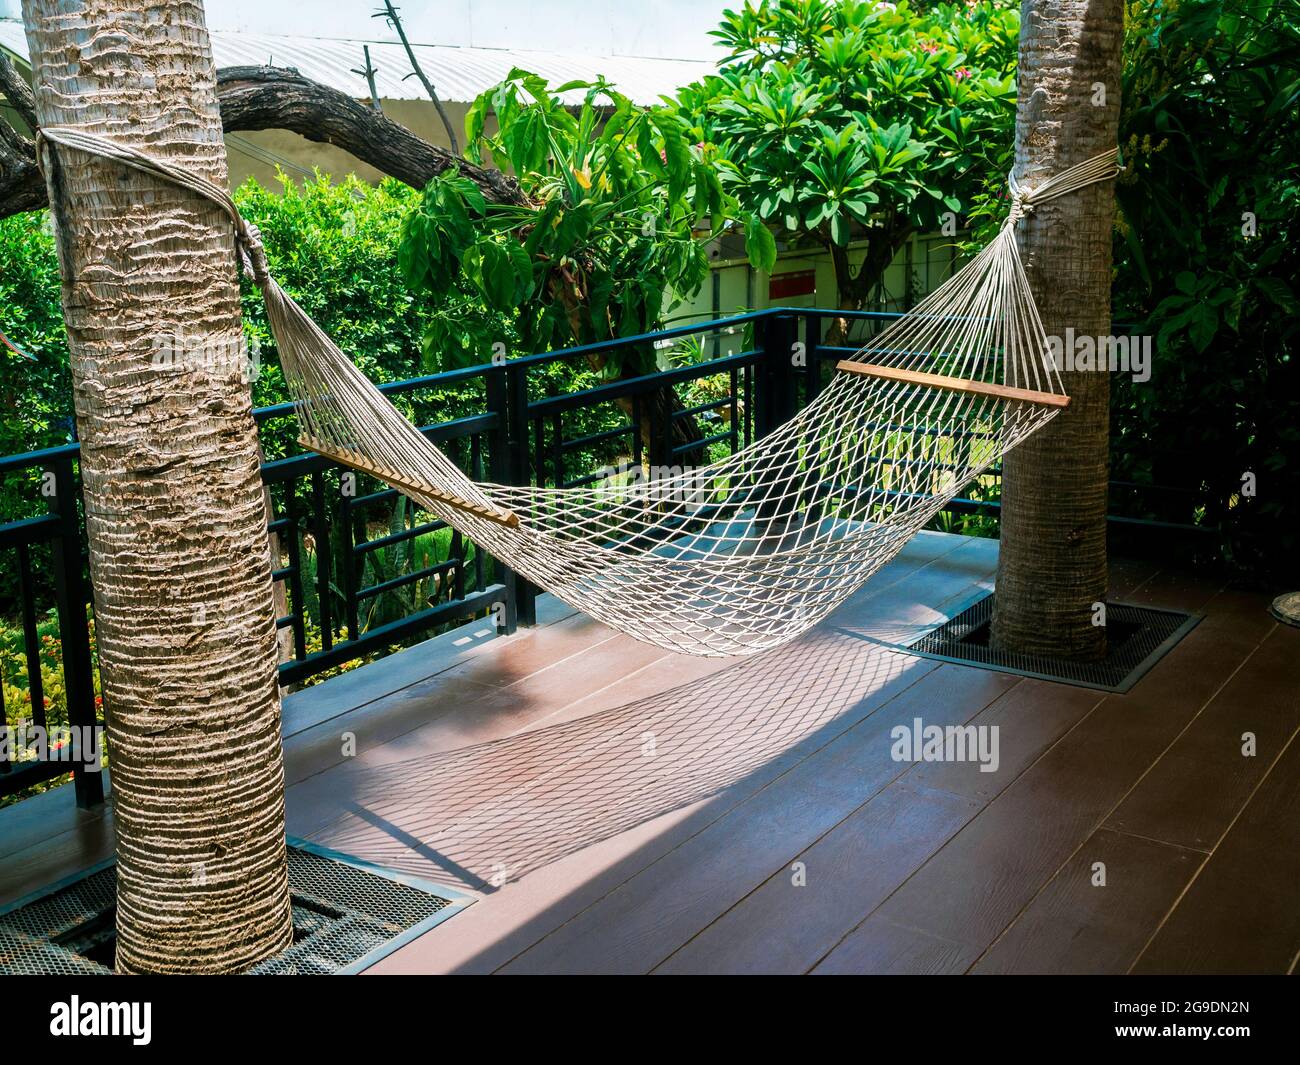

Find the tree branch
[[0, 63, 528, 219], [375, 1, 460, 155], [216, 65, 521, 204], [0, 50, 38, 131], [350, 45, 384, 113], [0, 52, 43, 216]]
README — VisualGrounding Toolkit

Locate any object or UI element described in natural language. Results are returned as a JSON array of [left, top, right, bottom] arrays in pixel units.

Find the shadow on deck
[[2, 531, 1295, 975]]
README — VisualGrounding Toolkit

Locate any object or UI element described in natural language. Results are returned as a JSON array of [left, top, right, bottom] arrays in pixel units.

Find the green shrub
[[0, 211, 70, 457], [1111, 0, 1300, 578], [0, 212, 74, 526], [235, 172, 500, 459]]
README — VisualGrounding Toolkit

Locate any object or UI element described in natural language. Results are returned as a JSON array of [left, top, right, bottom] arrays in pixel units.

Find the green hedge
[[1110, 0, 1300, 579]]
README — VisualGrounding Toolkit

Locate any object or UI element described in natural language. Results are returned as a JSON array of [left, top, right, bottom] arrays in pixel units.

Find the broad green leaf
[[745, 214, 777, 271]]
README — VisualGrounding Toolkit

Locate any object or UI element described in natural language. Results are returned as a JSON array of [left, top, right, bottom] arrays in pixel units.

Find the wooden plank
[[0, 777, 105, 863], [811, 915, 967, 975], [364, 536, 991, 973], [654, 780, 980, 975], [1131, 730, 1300, 974], [367, 784, 783, 974], [319, 633, 950, 914], [836, 360, 1071, 408], [0, 813, 113, 907], [656, 677, 1104, 974], [362, 648, 944, 972], [1107, 556, 1162, 600], [497, 663, 1020, 974], [299, 435, 520, 527], [1106, 622, 1300, 851], [284, 628, 672, 835], [293, 535, 977, 842], [909, 678, 1105, 804], [279, 592, 579, 740], [829, 537, 997, 647], [815, 584, 1269, 974], [282, 674, 519, 798], [970, 827, 1200, 974]]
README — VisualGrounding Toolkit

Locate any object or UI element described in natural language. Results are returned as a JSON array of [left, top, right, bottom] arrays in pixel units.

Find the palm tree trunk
[[990, 0, 1123, 660], [22, 0, 292, 972]]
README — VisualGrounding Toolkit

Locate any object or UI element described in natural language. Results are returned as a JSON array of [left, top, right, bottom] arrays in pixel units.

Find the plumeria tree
[[677, 0, 1019, 334]]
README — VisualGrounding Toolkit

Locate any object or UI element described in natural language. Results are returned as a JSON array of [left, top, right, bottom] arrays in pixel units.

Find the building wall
[[678, 233, 961, 356]]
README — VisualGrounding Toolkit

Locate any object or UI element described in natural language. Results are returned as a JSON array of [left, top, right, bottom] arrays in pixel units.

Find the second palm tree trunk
[[991, 0, 1124, 660]]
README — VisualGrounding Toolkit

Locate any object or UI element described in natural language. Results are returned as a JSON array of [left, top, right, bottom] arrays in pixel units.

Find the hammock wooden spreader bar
[[836, 361, 1072, 409], [298, 436, 521, 528]]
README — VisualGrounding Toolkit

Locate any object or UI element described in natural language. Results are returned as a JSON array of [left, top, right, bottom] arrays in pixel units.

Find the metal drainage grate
[[908, 594, 1200, 693], [0, 839, 471, 975]]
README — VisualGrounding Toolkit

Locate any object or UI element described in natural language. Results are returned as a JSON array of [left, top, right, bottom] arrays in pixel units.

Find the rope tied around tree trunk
[[1005, 149, 1123, 227], [32, 126, 1124, 657], [35, 126, 273, 285]]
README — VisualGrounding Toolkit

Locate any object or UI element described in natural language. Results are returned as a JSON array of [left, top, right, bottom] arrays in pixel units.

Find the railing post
[[756, 312, 798, 439], [48, 454, 104, 808], [502, 363, 537, 628], [751, 313, 798, 527], [486, 365, 519, 634], [310, 470, 334, 652], [803, 311, 823, 408]]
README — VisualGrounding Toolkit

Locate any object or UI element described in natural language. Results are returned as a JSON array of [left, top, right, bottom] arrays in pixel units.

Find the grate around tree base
[[907, 594, 1200, 693], [0, 839, 472, 975]]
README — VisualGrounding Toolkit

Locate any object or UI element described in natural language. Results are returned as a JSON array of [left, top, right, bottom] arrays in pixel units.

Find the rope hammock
[[38, 128, 1120, 657]]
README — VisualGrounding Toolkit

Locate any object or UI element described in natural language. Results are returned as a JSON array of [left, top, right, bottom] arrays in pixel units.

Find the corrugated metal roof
[[0, 20, 26, 63], [0, 20, 709, 106]]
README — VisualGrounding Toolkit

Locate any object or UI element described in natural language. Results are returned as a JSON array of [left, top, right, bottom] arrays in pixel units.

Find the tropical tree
[[21, 0, 292, 971], [400, 70, 763, 463], [989, 0, 1124, 658], [1111, 0, 1300, 576], [676, 0, 1019, 336]]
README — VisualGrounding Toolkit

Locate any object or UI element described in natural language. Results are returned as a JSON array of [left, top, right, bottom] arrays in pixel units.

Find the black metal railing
[[0, 306, 1214, 806], [0, 444, 102, 807]]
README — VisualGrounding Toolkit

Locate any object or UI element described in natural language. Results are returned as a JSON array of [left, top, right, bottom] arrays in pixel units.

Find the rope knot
[[1006, 195, 1035, 227], [237, 221, 270, 287], [1005, 149, 1121, 227], [1005, 168, 1037, 227]]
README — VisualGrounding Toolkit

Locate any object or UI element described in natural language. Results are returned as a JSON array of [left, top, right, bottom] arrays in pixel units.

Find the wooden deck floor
[[2, 531, 1296, 974]]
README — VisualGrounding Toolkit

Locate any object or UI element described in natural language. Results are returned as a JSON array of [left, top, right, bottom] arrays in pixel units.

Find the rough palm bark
[[990, 0, 1123, 659], [22, 0, 292, 972]]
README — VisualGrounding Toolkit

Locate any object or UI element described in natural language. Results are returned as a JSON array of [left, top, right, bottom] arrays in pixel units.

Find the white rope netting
[[38, 128, 1119, 657]]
